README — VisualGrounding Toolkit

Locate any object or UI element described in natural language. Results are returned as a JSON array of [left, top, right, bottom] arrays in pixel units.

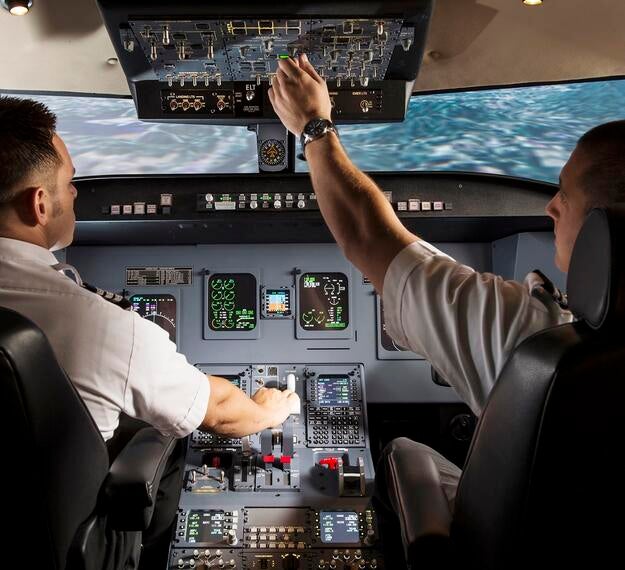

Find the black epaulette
[[53, 262, 132, 311], [81, 282, 132, 311], [531, 269, 569, 310]]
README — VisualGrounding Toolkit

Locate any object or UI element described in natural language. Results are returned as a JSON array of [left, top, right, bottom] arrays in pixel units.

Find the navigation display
[[185, 510, 225, 544], [299, 272, 349, 331], [320, 511, 360, 544], [208, 273, 257, 331], [130, 294, 176, 342], [316, 375, 352, 406]]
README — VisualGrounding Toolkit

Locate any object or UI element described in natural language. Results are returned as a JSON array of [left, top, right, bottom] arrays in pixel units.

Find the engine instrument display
[[130, 294, 177, 342], [185, 510, 226, 544], [208, 273, 257, 331], [320, 511, 360, 544], [299, 273, 349, 331], [316, 375, 352, 407]]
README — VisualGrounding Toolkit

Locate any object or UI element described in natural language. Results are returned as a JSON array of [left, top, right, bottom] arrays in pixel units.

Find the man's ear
[[22, 186, 49, 227]]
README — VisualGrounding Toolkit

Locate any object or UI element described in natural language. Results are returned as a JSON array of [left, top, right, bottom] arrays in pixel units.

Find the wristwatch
[[299, 117, 339, 159]]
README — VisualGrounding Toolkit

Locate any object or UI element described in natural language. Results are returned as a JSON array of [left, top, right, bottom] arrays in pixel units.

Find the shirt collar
[[0, 237, 60, 266]]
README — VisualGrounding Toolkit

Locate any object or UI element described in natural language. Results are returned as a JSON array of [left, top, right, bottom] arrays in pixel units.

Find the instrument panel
[[171, 363, 383, 569], [130, 293, 178, 343], [199, 269, 358, 342], [208, 273, 258, 331], [299, 273, 349, 332], [98, 1, 433, 124]]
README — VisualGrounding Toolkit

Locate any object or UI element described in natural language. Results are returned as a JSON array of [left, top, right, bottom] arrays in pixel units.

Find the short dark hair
[[577, 120, 625, 209], [0, 96, 61, 206]]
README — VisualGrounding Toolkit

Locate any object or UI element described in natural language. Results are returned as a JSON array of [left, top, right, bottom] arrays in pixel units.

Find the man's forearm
[[201, 376, 277, 437], [306, 133, 416, 292]]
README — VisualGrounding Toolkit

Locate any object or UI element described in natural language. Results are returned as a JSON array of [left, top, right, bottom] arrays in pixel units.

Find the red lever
[[262, 455, 275, 464], [319, 457, 339, 471], [280, 455, 292, 464]]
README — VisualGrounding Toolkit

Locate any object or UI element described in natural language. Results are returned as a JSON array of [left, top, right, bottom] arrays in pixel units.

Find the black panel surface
[[74, 171, 556, 244]]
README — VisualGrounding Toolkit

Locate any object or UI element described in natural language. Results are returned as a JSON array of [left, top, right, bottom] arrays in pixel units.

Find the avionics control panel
[[98, 1, 433, 125], [170, 364, 383, 569]]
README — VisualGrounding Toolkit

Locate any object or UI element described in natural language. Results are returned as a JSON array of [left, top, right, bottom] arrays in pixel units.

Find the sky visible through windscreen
[[3, 78, 624, 183]]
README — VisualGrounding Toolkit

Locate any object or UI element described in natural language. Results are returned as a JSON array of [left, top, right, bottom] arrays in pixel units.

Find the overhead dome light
[[523, 0, 543, 5], [1, 0, 33, 16]]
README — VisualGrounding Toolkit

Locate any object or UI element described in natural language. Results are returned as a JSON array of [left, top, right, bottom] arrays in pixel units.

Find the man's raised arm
[[268, 54, 416, 293]]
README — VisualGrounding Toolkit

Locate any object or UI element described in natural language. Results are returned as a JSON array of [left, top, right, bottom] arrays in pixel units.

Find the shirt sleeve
[[124, 311, 210, 437], [383, 240, 567, 415]]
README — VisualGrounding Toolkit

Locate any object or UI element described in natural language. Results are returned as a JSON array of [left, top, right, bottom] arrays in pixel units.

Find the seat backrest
[[451, 207, 625, 569], [0, 307, 110, 568]]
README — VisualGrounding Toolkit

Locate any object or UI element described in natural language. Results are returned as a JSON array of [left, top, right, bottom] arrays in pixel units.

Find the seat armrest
[[380, 438, 453, 565], [102, 427, 177, 531]]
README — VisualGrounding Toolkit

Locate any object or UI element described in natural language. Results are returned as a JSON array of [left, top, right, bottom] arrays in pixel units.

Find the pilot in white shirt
[[0, 96, 300, 554], [0, 236, 210, 441], [267, 54, 625, 506], [0, 96, 297, 447], [383, 240, 573, 416]]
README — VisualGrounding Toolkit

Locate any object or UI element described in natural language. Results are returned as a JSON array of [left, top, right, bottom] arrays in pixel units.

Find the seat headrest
[[567, 206, 625, 329]]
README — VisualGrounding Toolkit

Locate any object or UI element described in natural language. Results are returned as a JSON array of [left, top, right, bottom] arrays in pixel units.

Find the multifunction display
[[208, 273, 257, 331], [299, 272, 349, 331], [185, 510, 226, 544], [320, 511, 360, 544], [317, 375, 352, 407], [130, 294, 176, 342]]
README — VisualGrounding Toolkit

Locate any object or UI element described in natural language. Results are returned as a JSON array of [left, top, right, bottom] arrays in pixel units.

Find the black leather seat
[[375, 206, 625, 569], [0, 307, 177, 569]]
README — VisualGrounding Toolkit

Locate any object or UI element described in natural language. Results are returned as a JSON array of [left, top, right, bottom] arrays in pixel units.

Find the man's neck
[[0, 227, 50, 250]]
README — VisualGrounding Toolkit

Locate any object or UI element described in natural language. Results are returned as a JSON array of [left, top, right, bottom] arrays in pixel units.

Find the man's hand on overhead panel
[[268, 54, 333, 136]]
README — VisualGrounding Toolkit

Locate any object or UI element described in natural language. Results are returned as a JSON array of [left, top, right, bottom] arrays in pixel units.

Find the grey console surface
[[171, 363, 383, 570]]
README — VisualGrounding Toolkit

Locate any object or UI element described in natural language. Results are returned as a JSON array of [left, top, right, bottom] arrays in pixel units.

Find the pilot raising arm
[[268, 55, 577, 415]]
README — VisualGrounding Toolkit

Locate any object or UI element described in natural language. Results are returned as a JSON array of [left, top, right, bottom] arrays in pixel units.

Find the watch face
[[306, 118, 329, 137]]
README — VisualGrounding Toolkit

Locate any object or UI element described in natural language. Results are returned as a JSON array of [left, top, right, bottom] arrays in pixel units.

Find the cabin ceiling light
[[1, 0, 33, 16], [523, 0, 543, 5]]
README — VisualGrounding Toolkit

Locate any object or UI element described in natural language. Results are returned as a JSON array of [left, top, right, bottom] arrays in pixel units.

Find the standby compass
[[259, 138, 286, 166]]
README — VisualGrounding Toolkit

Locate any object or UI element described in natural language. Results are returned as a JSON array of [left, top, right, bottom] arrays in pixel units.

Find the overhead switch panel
[[97, 1, 433, 125]]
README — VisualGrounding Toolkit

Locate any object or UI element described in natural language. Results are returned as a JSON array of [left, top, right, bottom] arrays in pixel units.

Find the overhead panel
[[97, 1, 433, 125]]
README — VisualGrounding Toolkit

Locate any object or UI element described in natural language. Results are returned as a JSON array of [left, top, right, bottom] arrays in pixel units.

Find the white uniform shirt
[[0, 238, 209, 441], [383, 240, 573, 416]]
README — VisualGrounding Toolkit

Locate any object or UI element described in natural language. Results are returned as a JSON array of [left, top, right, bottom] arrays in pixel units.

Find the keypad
[[307, 406, 364, 446], [244, 526, 308, 548]]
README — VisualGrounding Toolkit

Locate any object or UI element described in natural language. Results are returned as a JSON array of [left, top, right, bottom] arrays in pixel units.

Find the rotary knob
[[274, 200, 282, 209], [205, 193, 214, 202], [226, 529, 238, 546], [297, 199, 306, 209], [250, 200, 258, 209]]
